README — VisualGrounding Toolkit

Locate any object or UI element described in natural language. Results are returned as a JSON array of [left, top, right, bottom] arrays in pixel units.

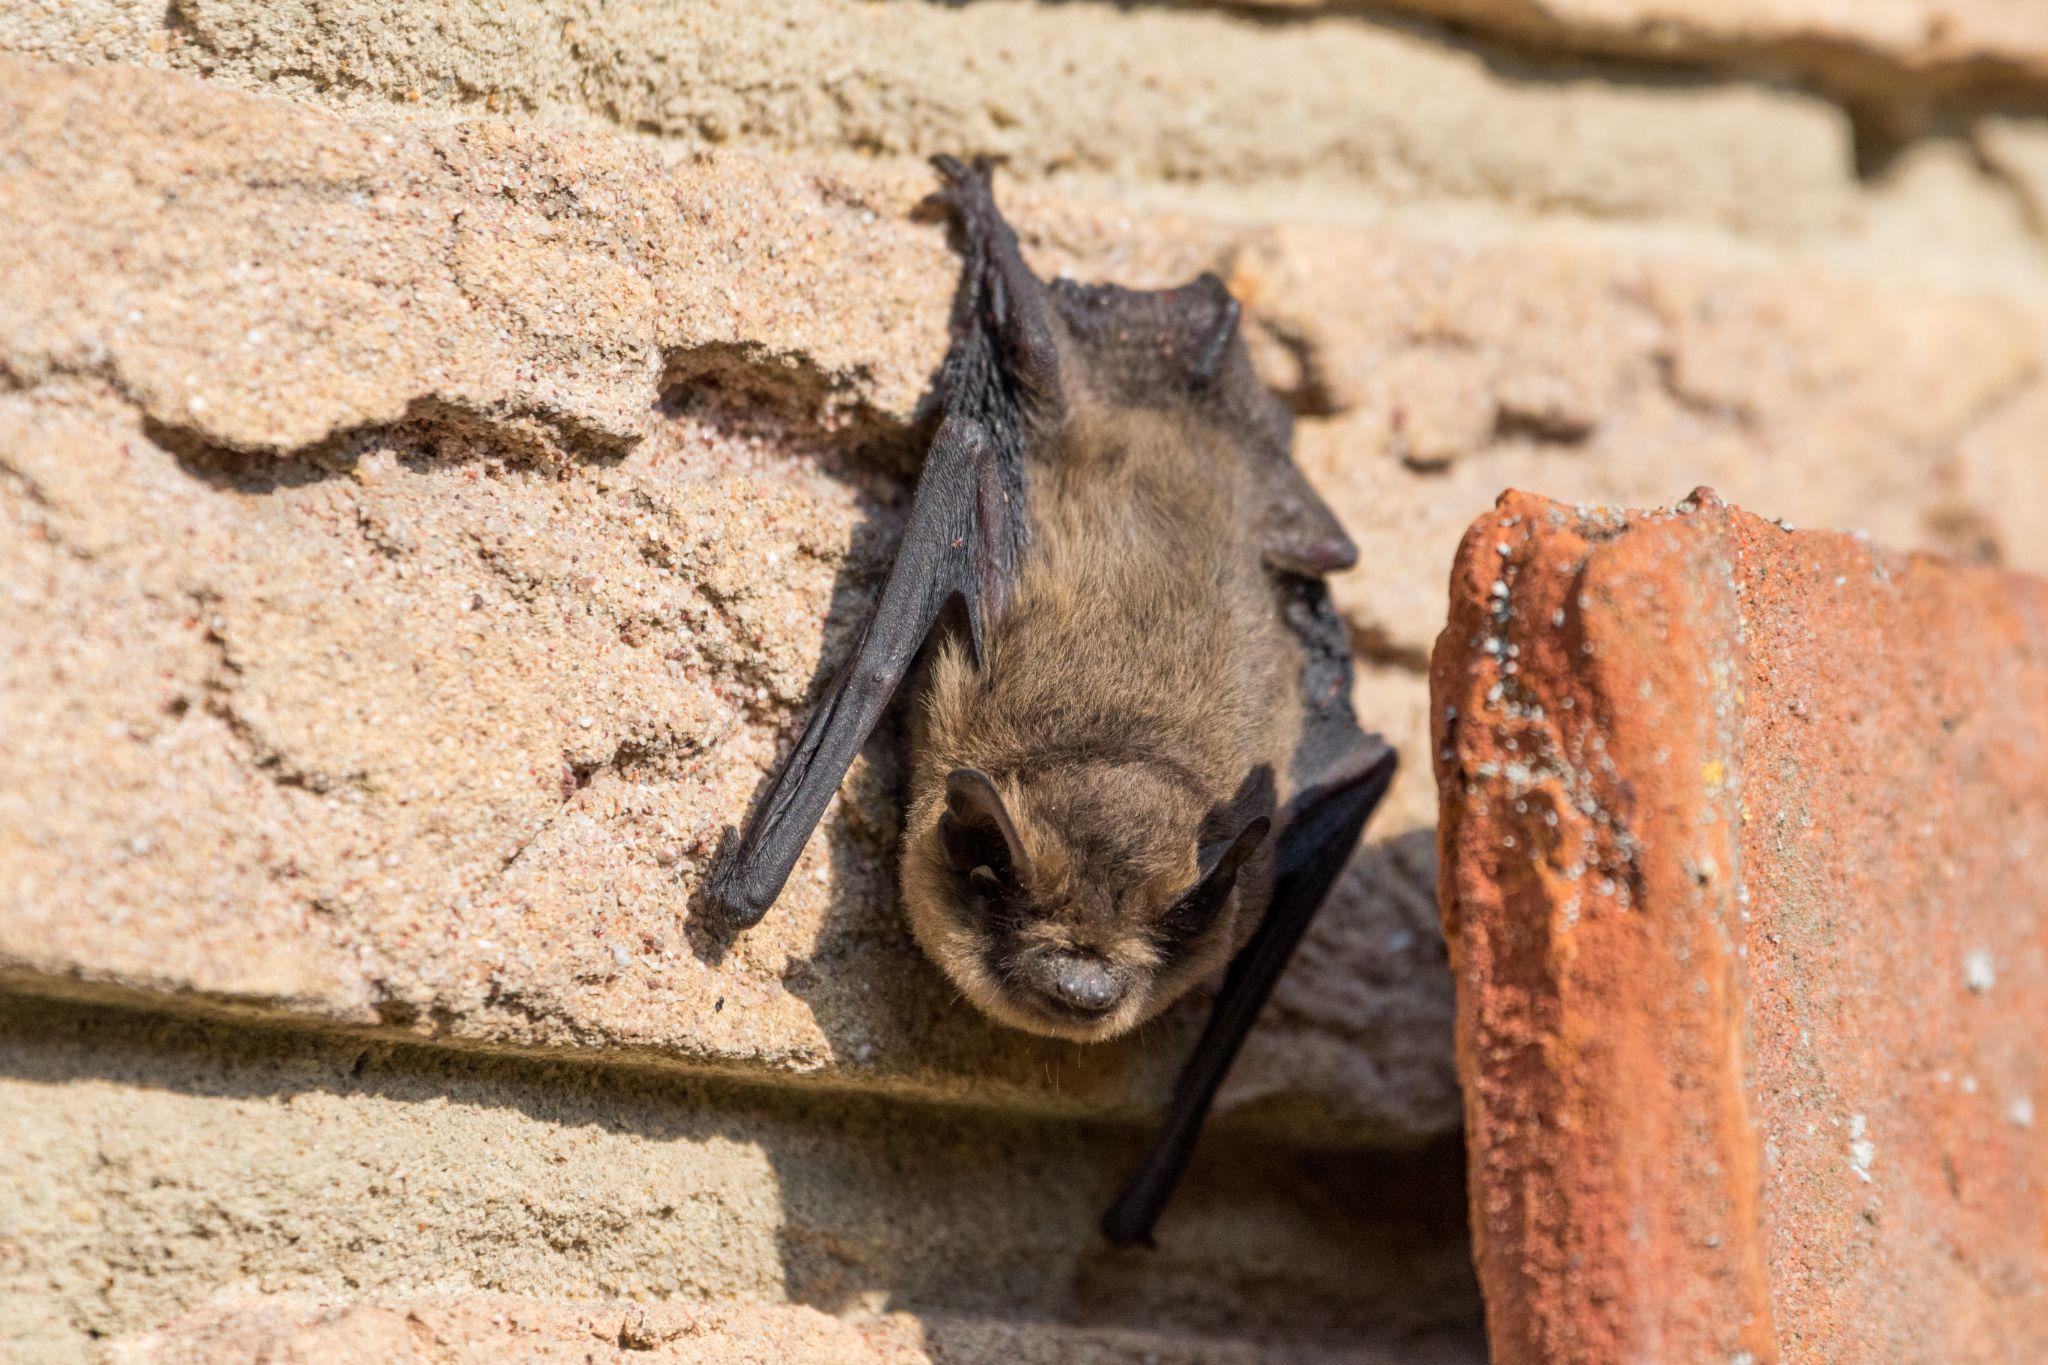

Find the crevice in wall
[[144, 394, 638, 488], [659, 341, 911, 457], [1089, 0, 2048, 119], [922, 0, 2048, 203]]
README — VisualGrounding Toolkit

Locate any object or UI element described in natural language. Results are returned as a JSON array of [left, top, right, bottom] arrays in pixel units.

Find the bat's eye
[[1156, 876, 1231, 948]]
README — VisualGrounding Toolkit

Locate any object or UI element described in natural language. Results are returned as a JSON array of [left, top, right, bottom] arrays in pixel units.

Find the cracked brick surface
[[0, 56, 1460, 1141], [1434, 489, 2048, 1363]]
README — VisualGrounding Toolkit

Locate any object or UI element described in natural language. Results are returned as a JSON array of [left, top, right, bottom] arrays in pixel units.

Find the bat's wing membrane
[[706, 412, 1007, 926]]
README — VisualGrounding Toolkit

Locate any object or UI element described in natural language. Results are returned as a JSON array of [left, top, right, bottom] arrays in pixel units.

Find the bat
[[706, 156, 1395, 1248]]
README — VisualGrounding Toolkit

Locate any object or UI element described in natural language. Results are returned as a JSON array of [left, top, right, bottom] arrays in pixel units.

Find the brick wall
[[2, 2, 2045, 1359]]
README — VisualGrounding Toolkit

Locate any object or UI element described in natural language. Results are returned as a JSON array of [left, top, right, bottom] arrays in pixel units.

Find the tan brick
[[0, 1003, 1482, 1358], [1260, 226, 2047, 667], [1258, 0, 2048, 97], [0, 57, 1457, 1142], [109, 1293, 1476, 1365], [1434, 489, 2048, 1362], [0, 0, 1876, 235]]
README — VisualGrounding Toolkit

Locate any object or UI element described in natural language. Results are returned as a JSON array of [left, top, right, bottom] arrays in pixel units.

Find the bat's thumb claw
[[698, 829, 778, 931], [704, 880, 772, 931], [929, 152, 999, 203]]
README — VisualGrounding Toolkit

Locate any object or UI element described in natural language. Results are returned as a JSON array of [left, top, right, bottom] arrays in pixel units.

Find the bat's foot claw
[[1099, 1200, 1162, 1251], [928, 153, 1003, 223]]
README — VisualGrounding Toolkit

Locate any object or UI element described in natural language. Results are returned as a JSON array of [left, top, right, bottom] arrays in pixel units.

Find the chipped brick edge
[[1431, 489, 1776, 1363]]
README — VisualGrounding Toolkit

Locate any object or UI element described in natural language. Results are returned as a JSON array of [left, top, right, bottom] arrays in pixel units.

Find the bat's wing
[[705, 156, 1051, 928], [1104, 579, 1396, 1248]]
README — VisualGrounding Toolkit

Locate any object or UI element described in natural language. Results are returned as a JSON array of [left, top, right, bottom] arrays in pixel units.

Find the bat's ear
[[1166, 764, 1278, 937], [1195, 813, 1270, 887], [1198, 764, 1278, 872], [940, 767, 1032, 891], [1163, 808, 1271, 947], [1185, 274, 1243, 387]]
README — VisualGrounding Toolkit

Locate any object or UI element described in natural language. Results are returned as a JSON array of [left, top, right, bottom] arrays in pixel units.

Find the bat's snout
[[1023, 951, 1128, 1019]]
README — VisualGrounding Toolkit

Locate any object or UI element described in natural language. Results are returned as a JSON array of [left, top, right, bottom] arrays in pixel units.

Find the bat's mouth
[[1016, 995, 1130, 1037], [901, 860, 1158, 1042], [988, 946, 1133, 1036], [997, 992, 1145, 1042]]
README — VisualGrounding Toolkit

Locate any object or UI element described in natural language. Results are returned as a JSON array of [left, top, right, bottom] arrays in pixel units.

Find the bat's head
[[902, 764, 1273, 1042]]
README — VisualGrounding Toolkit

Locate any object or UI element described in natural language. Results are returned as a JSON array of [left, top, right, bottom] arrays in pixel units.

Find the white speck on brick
[[1848, 1114, 1874, 1183], [1965, 949, 1995, 993], [2010, 1096, 2034, 1128]]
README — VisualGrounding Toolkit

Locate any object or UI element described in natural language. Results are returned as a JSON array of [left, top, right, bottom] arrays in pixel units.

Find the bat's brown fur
[[902, 401, 1304, 1040]]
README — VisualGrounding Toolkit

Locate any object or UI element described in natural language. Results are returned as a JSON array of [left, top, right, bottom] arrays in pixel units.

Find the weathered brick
[[107, 1293, 1474, 1365], [0, 1001, 1484, 1362], [14, 0, 2048, 1358], [12, 56, 2044, 1151], [1433, 489, 2048, 1362], [1258, 0, 2048, 97]]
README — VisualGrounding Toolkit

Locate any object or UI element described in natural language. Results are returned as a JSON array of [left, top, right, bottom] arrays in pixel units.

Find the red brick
[[1432, 489, 2048, 1364]]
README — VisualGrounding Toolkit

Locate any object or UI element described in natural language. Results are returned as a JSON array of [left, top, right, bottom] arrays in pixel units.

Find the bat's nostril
[[1041, 954, 1124, 1014]]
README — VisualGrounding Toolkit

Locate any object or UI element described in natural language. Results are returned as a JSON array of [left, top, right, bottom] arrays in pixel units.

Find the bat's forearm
[[706, 415, 991, 928]]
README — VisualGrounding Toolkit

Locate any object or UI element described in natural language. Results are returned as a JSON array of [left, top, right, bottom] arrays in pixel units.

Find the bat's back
[[948, 403, 1303, 810]]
